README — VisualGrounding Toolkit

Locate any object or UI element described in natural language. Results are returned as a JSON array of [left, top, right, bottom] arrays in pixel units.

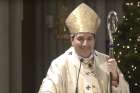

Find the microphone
[[88, 63, 92, 68], [75, 58, 82, 93]]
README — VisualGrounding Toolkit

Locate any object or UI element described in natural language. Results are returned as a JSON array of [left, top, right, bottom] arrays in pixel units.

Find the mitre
[[65, 3, 101, 33]]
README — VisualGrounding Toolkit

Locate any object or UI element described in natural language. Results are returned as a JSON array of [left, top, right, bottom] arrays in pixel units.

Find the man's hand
[[107, 58, 118, 80], [106, 58, 119, 87]]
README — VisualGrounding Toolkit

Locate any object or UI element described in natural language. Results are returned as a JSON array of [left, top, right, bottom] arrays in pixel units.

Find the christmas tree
[[114, 0, 140, 93]]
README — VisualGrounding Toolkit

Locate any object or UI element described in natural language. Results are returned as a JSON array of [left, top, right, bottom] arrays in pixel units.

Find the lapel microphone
[[75, 58, 83, 93], [88, 63, 92, 68], [88, 57, 94, 68]]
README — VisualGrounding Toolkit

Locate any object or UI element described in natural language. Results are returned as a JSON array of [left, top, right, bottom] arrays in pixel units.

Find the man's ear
[[70, 37, 74, 42], [70, 34, 75, 41], [70, 34, 75, 46], [70, 38, 74, 46]]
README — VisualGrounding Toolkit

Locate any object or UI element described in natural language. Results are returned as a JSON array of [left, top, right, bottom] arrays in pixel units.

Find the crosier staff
[[107, 11, 118, 93]]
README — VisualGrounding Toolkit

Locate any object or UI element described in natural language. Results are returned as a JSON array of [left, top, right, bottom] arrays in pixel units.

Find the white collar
[[78, 52, 94, 63]]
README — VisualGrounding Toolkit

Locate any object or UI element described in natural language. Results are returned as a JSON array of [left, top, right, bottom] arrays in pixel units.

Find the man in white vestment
[[38, 3, 130, 93]]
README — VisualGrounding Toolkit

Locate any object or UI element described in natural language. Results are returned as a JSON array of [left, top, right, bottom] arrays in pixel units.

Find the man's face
[[71, 32, 95, 58]]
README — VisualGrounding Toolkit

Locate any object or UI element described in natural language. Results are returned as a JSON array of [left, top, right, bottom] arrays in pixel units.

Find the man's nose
[[82, 40, 87, 46]]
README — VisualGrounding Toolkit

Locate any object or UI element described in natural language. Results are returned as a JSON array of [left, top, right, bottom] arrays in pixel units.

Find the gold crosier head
[[65, 3, 101, 34]]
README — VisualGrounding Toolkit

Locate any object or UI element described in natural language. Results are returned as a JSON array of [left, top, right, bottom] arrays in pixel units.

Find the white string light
[[137, 1, 140, 7]]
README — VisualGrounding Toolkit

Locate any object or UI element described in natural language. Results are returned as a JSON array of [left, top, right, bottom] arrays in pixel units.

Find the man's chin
[[82, 50, 91, 53], [81, 55, 90, 58], [81, 52, 91, 58]]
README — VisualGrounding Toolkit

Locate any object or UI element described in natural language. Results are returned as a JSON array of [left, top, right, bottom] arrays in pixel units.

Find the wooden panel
[[10, 0, 22, 93], [22, 0, 36, 93], [0, 1, 9, 93]]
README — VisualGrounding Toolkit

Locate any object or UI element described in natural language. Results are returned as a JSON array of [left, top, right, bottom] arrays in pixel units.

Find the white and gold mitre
[[65, 3, 101, 33]]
